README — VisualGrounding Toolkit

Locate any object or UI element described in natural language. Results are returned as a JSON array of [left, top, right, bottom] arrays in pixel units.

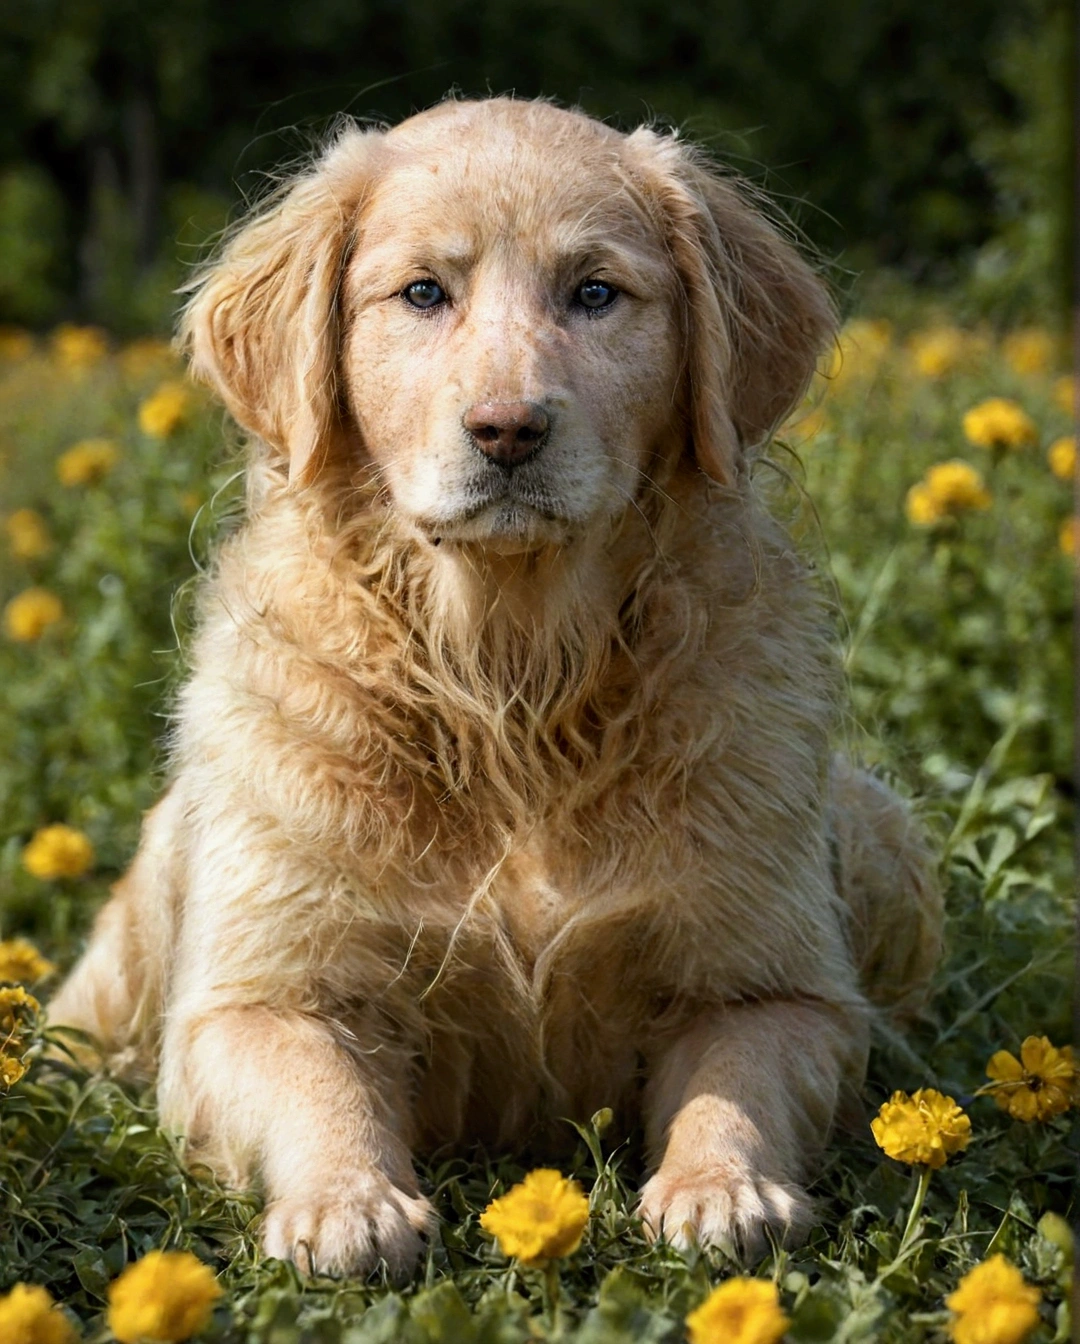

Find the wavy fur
[[50, 97, 941, 1278]]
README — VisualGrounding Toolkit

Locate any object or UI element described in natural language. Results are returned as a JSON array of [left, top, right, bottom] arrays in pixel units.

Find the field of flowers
[[0, 313, 1075, 1342]]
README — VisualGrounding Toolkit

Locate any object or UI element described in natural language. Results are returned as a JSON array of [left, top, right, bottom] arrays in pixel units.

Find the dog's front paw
[[638, 1160, 811, 1261], [261, 1170, 435, 1280]]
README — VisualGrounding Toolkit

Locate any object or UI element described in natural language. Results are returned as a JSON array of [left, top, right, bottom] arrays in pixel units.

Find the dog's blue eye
[[575, 280, 618, 311], [403, 280, 446, 310]]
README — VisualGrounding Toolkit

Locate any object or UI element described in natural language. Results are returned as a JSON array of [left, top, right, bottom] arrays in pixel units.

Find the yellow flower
[[56, 437, 120, 486], [0, 938, 56, 984], [870, 1087, 971, 1168], [686, 1278, 791, 1344], [4, 588, 63, 641], [22, 825, 95, 880], [925, 460, 992, 512], [50, 323, 108, 371], [0, 1283, 78, 1344], [0, 986, 41, 1034], [906, 460, 992, 527], [180, 491, 203, 518], [5, 509, 51, 560], [0, 987, 40, 1090], [121, 337, 177, 379], [1060, 517, 1077, 557], [1053, 375, 1075, 416], [908, 327, 967, 378], [139, 381, 191, 437], [962, 398, 1038, 451], [0, 327, 35, 361], [107, 1250, 222, 1344], [905, 482, 942, 527], [1048, 436, 1075, 480], [946, 1255, 1041, 1344], [479, 1169, 590, 1265], [0, 1052, 29, 1088], [1001, 328, 1056, 378], [983, 1036, 1077, 1122]]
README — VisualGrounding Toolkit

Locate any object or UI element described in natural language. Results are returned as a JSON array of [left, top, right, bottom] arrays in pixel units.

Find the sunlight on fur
[[49, 96, 941, 1280]]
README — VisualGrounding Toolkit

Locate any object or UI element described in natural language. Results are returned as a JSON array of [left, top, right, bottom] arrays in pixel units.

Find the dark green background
[[0, 0, 1070, 331]]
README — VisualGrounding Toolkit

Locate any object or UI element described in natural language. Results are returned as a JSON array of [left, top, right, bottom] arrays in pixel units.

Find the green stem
[[897, 1165, 933, 1259], [543, 1259, 561, 1336]]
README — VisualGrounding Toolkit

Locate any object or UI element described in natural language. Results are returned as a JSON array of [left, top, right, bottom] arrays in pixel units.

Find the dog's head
[[182, 98, 833, 552]]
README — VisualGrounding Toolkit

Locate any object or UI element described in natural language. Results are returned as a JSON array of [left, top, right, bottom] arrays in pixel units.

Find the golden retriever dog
[[49, 96, 941, 1278]]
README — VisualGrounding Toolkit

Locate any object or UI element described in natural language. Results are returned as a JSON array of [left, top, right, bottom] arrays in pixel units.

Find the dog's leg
[[159, 1001, 433, 1279], [152, 800, 433, 1279], [47, 789, 182, 1073], [45, 885, 144, 1069], [829, 756, 942, 1020], [639, 998, 868, 1259]]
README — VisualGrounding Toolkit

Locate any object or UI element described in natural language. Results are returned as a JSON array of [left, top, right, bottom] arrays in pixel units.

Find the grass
[[0, 315, 1074, 1341]]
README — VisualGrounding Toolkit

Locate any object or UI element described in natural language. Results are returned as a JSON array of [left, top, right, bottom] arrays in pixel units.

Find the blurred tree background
[[0, 0, 1071, 335]]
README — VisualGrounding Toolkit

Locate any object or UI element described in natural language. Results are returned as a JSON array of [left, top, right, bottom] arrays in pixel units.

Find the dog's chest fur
[[171, 480, 845, 1142], [493, 848, 576, 969]]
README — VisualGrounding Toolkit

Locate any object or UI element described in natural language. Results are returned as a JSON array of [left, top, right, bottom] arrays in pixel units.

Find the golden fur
[[49, 97, 941, 1277]]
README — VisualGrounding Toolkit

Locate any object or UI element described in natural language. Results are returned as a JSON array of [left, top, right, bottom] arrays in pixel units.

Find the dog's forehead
[[382, 96, 620, 162], [360, 102, 661, 262]]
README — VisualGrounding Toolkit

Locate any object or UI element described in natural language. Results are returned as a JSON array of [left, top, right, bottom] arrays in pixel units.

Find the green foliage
[[0, 0, 1069, 328], [0, 313, 1074, 1339], [968, 0, 1074, 322], [0, 167, 65, 325], [795, 334, 1073, 788]]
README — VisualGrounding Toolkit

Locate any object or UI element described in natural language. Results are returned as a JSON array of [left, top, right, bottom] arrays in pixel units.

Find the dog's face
[[341, 105, 682, 550], [182, 99, 834, 548]]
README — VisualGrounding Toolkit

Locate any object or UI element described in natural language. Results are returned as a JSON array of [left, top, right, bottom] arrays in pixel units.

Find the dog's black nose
[[463, 401, 549, 466]]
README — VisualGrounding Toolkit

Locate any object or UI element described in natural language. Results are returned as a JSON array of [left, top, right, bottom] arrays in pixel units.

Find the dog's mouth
[[417, 497, 572, 551], [412, 469, 576, 550]]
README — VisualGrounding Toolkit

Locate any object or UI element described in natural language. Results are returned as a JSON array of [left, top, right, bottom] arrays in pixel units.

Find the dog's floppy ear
[[179, 126, 383, 485], [624, 129, 836, 487]]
